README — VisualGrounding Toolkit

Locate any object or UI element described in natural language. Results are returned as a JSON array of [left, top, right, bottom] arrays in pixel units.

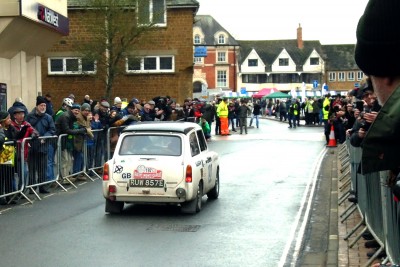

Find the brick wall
[[42, 8, 195, 107]]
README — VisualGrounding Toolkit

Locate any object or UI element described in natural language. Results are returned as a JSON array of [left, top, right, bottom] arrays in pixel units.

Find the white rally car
[[102, 122, 220, 214]]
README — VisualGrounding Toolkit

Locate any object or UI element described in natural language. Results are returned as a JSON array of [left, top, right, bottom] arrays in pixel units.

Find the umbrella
[[252, 88, 277, 98], [262, 91, 291, 99]]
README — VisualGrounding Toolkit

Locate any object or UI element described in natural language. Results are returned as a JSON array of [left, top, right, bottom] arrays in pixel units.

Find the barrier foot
[[362, 247, 385, 267], [340, 159, 350, 171], [340, 202, 356, 218], [339, 169, 350, 182], [344, 220, 365, 241], [339, 178, 351, 190], [55, 181, 68, 192], [83, 172, 95, 182], [338, 190, 351, 205], [28, 188, 42, 201], [19, 191, 34, 204], [340, 205, 357, 223], [63, 177, 78, 189], [339, 149, 348, 159]]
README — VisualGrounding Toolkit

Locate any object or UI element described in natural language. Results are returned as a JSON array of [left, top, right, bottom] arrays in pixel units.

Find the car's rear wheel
[[181, 181, 203, 214], [195, 182, 203, 212], [207, 167, 219, 200], [105, 199, 124, 214]]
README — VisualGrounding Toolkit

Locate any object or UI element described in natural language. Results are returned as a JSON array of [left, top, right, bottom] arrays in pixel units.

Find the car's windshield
[[119, 135, 182, 156]]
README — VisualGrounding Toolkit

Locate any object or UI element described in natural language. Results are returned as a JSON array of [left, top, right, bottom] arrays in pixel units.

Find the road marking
[[213, 133, 325, 142], [278, 146, 327, 267]]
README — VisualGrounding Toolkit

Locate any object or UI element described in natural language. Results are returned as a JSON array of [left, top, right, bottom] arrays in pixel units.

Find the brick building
[[192, 15, 239, 98], [42, 0, 199, 106]]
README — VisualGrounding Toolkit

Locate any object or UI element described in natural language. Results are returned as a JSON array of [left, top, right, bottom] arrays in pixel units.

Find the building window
[[193, 81, 202, 93], [310, 57, 319, 65], [218, 34, 225, 44], [248, 59, 258, 67], [48, 58, 96, 75], [357, 71, 364, 81], [217, 52, 226, 62], [242, 74, 267, 84], [328, 72, 336, 81], [217, 70, 227, 87], [279, 58, 289, 66], [137, 0, 166, 26], [348, 72, 355, 81], [126, 55, 174, 73], [194, 34, 201, 44], [194, 57, 203, 64], [338, 72, 345, 81]]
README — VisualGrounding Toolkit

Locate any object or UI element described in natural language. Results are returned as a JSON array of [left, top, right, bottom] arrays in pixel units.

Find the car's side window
[[196, 130, 207, 152], [189, 132, 200, 157]]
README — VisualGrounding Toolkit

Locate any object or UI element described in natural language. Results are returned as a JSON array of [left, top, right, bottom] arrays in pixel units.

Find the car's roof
[[122, 121, 201, 135]]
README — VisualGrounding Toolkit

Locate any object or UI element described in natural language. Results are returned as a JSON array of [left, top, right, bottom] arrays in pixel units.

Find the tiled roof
[[194, 15, 239, 46], [238, 40, 323, 72], [68, 0, 199, 8], [321, 44, 358, 71]]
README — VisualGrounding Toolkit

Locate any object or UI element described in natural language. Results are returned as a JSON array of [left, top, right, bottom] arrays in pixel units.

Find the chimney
[[297, 23, 303, 49]]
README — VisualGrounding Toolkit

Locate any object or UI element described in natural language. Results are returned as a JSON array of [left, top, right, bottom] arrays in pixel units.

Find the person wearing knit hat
[[36, 96, 46, 106], [355, 0, 400, 176], [80, 103, 91, 112], [114, 97, 122, 104], [25, 94, 56, 194], [0, 111, 9, 122], [112, 97, 122, 113], [71, 103, 81, 110]]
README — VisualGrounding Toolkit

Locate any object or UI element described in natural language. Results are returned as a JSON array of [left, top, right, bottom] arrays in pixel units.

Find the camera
[[359, 106, 371, 131], [353, 100, 364, 111]]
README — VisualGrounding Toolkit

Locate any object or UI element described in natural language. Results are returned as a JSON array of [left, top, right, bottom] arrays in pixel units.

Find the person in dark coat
[[8, 97, 28, 121], [44, 94, 54, 117], [202, 102, 215, 130], [26, 96, 56, 193]]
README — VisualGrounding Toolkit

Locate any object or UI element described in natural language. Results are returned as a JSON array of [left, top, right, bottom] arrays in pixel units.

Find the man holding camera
[[347, 79, 380, 147]]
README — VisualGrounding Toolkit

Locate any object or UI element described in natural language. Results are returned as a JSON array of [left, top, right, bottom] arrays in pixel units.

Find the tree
[[74, 0, 160, 100]]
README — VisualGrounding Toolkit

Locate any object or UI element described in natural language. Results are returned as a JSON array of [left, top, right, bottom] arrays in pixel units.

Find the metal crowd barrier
[[0, 128, 112, 207], [338, 140, 400, 266], [0, 140, 31, 204], [22, 136, 64, 200]]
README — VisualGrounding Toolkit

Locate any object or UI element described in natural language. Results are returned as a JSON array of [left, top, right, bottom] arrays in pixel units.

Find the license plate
[[129, 179, 164, 188]]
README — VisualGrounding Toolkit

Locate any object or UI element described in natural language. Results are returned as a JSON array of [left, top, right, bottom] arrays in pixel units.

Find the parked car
[[102, 121, 220, 214]]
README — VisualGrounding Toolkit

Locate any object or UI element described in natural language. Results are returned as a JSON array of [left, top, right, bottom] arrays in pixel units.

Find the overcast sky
[[196, 0, 370, 44]]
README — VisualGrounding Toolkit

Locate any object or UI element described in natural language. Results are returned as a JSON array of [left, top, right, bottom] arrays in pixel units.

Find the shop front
[[0, 0, 68, 111]]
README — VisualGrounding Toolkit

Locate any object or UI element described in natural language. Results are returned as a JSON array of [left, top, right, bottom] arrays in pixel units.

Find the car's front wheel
[[105, 199, 124, 214]]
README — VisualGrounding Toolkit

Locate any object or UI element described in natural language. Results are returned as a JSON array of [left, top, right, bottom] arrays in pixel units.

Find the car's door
[[188, 131, 206, 188], [195, 129, 213, 192]]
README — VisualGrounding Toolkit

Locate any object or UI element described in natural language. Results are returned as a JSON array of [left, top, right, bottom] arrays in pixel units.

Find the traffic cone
[[327, 125, 337, 147]]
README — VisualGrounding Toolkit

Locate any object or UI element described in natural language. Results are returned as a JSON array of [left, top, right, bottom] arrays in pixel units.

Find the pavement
[[260, 115, 381, 267]]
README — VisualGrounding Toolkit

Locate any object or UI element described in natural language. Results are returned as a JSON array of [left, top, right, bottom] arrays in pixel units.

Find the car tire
[[105, 199, 124, 214], [181, 181, 203, 214], [207, 168, 219, 200], [195, 182, 203, 212]]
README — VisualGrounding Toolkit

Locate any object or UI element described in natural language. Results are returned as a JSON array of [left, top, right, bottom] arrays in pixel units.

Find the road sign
[[313, 80, 318, 88], [354, 82, 360, 88]]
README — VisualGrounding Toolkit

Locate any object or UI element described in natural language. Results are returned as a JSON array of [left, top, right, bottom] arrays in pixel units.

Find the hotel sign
[[38, 5, 59, 27], [20, 1, 69, 35]]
